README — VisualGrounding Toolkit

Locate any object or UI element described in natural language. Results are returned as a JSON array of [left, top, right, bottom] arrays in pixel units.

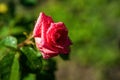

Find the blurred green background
[[0, 0, 120, 80]]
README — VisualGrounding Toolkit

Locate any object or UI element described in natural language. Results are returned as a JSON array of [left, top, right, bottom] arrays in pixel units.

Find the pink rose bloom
[[33, 12, 72, 59]]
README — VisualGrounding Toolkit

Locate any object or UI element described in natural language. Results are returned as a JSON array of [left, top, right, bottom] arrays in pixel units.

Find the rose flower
[[33, 12, 72, 59]]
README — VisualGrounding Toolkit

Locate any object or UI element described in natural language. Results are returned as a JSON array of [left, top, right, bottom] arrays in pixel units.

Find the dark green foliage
[[36, 59, 57, 80], [20, 47, 57, 80], [0, 52, 14, 80], [20, 46, 42, 72], [59, 54, 69, 60]]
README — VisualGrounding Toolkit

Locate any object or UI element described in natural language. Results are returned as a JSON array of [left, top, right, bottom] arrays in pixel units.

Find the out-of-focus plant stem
[[18, 32, 34, 48]]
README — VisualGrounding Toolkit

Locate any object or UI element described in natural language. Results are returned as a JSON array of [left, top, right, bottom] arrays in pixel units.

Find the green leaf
[[0, 36, 17, 49], [59, 54, 70, 60], [10, 53, 20, 80], [0, 52, 14, 80], [20, 47, 42, 71]]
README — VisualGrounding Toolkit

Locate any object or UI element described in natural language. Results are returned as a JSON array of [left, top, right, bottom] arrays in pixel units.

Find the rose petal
[[47, 22, 67, 43], [33, 12, 54, 37], [45, 22, 72, 54], [34, 37, 42, 49], [41, 48, 58, 59]]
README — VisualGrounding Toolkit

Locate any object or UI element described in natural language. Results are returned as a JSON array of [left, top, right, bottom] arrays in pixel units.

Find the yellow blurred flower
[[0, 3, 8, 14]]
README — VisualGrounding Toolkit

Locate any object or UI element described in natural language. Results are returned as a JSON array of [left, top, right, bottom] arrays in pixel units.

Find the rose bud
[[33, 12, 72, 59]]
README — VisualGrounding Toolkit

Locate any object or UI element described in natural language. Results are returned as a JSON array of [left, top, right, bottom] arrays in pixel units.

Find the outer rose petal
[[33, 12, 54, 37], [34, 37, 42, 49], [35, 37, 59, 59], [41, 48, 58, 59]]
